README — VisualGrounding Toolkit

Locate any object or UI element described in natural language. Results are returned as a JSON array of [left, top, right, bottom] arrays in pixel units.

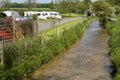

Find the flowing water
[[30, 20, 113, 80]]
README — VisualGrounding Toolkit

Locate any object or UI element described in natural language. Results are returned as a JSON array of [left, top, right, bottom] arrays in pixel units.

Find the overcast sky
[[11, 0, 96, 3], [11, 0, 52, 3]]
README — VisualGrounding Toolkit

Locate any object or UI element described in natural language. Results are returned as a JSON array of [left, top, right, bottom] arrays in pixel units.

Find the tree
[[83, 0, 92, 10], [72, 0, 84, 14], [59, 0, 74, 16], [110, 0, 120, 6], [3, 0, 11, 9], [114, 6, 120, 15], [25, 0, 36, 10], [93, 1, 115, 28], [50, 0, 54, 10], [53, 0, 83, 16]]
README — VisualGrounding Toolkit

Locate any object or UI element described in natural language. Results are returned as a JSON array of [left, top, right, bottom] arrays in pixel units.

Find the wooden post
[[36, 16, 39, 35], [12, 12, 16, 41], [0, 41, 3, 65], [41, 32, 44, 45], [56, 27, 59, 38], [65, 25, 67, 31], [72, 24, 74, 28]]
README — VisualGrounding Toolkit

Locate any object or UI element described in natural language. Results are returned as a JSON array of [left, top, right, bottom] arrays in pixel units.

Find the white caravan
[[37, 12, 50, 19], [24, 11, 38, 17], [49, 12, 62, 19], [24, 11, 48, 19], [24, 11, 62, 19]]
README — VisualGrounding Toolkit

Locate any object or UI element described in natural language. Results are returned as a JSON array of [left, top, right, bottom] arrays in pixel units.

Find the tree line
[[0, 0, 120, 13], [0, 0, 51, 9]]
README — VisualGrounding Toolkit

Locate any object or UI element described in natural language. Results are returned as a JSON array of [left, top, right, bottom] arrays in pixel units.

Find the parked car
[[0, 11, 26, 22]]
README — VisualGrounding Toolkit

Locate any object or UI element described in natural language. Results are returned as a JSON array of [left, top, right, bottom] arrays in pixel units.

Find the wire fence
[[0, 16, 90, 65], [0, 16, 38, 65]]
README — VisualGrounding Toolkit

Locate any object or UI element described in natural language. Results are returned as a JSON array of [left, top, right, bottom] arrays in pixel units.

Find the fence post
[[65, 25, 67, 31], [36, 16, 39, 35], [41, 32, 44, 45], [0, 41, 3, 65], [12, 12, 16, 41], [72, 24, 74, 28], [56, 26, 59, 38]]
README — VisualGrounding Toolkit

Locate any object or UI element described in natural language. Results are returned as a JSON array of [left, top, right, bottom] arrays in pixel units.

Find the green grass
[[62, 13, 82, 18], [39, 18, 86, 40], [10, 8, 50, 11]]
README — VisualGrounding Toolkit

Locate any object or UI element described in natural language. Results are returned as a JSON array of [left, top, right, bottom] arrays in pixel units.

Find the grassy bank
[[0, 17, 94, 80], [106, 15, 120, 80], [43, 18, 87, 40]]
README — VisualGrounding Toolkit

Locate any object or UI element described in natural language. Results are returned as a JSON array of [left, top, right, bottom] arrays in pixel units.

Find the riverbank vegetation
[[106, 15, 120, 80], [0, 17, 94, 80]]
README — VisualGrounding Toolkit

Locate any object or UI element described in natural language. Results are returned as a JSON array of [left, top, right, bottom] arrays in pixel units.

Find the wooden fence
[[0, 41, 3, 65]]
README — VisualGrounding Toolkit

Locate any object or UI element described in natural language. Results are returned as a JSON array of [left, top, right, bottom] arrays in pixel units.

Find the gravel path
[[31, 20, 113, 80], [38, 17, 82, 31]]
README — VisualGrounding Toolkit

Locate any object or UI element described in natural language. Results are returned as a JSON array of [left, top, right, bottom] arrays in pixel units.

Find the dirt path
[[31, 20, 113, 80], [38, 17, 82, 31]]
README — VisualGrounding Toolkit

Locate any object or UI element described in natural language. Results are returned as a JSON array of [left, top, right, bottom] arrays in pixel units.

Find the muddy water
[[31, 20, 113, 80]]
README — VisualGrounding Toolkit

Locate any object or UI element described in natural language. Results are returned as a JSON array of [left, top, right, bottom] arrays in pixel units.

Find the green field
[[62, 13, 82, 18], [42, 18, 86, 40]]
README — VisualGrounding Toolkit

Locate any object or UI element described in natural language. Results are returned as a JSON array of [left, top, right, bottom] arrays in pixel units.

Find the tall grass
[[106, 15, 120, 80]]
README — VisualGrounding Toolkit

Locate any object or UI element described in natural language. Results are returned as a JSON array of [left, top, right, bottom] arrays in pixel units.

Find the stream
[[30, 20, 113, 80]]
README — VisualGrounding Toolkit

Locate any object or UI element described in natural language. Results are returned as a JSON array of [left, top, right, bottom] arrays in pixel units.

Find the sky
[[11, 0, 96, 3], [11, 0, 52, 3]]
